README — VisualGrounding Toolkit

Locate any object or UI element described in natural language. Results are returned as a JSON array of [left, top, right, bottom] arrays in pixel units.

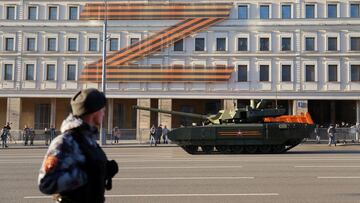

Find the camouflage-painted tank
[[134, 103, 315, 154]]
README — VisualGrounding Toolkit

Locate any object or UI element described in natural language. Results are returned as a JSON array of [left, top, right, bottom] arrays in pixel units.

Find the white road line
[[112, 176, 254, 180], [317, 177, 360, 179], [120, 166, 242, 169], [296, 165, 360, 168], [24, 193, 278, 199]]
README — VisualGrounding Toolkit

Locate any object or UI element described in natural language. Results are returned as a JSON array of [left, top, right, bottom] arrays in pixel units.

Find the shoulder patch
[[44, 155, 58, 173]]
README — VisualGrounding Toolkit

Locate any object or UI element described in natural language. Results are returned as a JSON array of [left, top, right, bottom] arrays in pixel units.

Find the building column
[[292, 100, 308, 115], [356, 100, 360, 141], [107, 98, 114, 132], [136, 98, 150, 143], [6, 98, 21, 130], [50, 98, 56, 127], [223, 99, 237, 111], [158, 99, 172, 129]]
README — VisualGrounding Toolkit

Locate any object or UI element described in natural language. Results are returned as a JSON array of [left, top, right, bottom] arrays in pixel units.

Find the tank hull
[[168, 123, 315, 154]]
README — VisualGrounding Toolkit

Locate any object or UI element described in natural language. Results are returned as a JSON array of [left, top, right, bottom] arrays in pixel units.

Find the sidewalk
[[0, 140, 177, 149]]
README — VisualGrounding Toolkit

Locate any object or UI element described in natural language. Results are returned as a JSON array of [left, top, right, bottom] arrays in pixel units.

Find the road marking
[[113, 176, 254, 180], [296, 165, 360, 168], [120, 166, 242, 169], [24, 193, 278, 199], [317, 177, 360, 179]]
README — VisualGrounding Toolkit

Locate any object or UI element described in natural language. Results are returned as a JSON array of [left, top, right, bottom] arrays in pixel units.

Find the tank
[[133, 102, 315, 154]]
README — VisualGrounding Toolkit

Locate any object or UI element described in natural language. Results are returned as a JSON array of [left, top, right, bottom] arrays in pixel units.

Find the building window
[[4, 64, 13, 80], [89, 38, 98, 51], [130, 38, 139, 45], [216, 38, 226, 51], [351, 4, 360, 18], [48, 6, 58, 20], [27, 38, 36, 51], [305, 65, 315, 82], [67, 64, 76, 81], [68, 38, 77, 51], [259, 65, 269, 82], [351, 37, 360, 51], [5, 38, 14, 51], [69, 6, 78, 20], [351, 65, 360, 81], [47, 38, 56, 51], [35, 104, 50, 130], [110, 38, 119, 51], [260, 5, 269, 19], [237, 38, 248, 51], [259, 37, 269, 51], [238, 5, 248, 19], [281, 37, 291, 51], [328, 4, 337, 18], [46, 64, 55, 80], [281, 5, 291, 19], [305, 4, 315, 18], [328, 37, 337, 51], [6, 6, 15, 20], [305, 37, 315, 51], [237, 65, 247, 82], [28, 6, 37, 20], [25, 64, 35, 80], [328, 65, 338, 82], [174, 39, 183, 51], [195, 38, 205, 51], [281, 65, 291, 82]]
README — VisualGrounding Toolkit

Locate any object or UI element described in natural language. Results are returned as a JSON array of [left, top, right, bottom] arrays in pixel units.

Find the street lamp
[[100, 0, 108, 146]]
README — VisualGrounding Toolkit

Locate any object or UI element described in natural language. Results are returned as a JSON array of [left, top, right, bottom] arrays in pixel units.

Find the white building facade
[[0, 0, 360, 141]]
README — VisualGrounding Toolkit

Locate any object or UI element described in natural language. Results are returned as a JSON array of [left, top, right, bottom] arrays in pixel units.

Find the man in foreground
[[38, 88, 118, 203]]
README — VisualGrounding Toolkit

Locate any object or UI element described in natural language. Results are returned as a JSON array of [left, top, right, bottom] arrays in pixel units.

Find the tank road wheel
[[215, 145, 230, 153], [271, 145, 285, 154], [258, 145, 272, 154], [244, 145, 258, 154], [182, 145, 198, 154], [201, 145, 214, 154], [230, 145, 244, 154]]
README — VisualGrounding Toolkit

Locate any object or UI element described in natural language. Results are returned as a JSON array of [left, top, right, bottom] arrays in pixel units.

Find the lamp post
[[100, 0, 108, 146]]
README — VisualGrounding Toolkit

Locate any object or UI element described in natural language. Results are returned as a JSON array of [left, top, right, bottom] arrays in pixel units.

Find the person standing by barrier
[[29, 127, 35, 146], [49, 125, 56, 144], [314, 125, 320, 144], [1, 123, 10, 148], [44, 128, 49, 146], [328, 124, 336, 146], [162, 125, 169, 144], [149, 125, 156, 146], [155, 125, 163, 145], [38, 88, 118, 203], [23, 125, 31, 146]]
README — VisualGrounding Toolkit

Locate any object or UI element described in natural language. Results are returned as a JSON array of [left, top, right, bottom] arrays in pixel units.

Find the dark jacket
[[38, 114, 118, 203]]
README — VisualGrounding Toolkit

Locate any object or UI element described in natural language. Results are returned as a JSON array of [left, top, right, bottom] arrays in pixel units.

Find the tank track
[[181, 142, 301, 155]]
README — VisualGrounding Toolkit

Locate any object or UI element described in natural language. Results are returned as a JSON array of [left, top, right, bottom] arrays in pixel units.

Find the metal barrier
[[308, 127, 358, 143]]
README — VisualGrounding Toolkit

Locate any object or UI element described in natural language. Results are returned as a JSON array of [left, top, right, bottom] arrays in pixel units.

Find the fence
[[307, 127, 358, 143]]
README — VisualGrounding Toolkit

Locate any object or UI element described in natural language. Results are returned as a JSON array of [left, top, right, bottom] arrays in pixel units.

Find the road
[[1, 144, 360, 203]]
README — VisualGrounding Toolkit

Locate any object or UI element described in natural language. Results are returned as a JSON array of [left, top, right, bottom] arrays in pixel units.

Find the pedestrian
[[155, 125, 163, 145], [44, 127, 49, 146], [49, 125, 56, 143], [1, 123, 10, 148], [149, 124, 156, 146], [23, 125, 31, 146], [314, 125, 320, 144], [29, 127, 35, 146], [162, 125, 169, 144], [327, 124, 336, 146], [38, 88, 118, 203], [112, 127, 120, 144]]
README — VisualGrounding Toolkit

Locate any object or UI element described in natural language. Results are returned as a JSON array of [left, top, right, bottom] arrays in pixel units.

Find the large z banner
[[80, 2, 234, 82]]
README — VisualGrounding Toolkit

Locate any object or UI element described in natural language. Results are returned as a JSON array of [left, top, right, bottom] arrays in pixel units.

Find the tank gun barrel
[[133, 105, 209, 120]]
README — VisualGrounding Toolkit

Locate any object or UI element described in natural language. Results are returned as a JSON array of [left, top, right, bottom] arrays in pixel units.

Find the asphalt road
[[1, 144, 360, 203]]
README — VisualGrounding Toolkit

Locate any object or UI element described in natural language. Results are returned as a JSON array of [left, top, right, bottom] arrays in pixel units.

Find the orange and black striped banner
[[80, 65, 234, 82], [80, 3, 233, 83]]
